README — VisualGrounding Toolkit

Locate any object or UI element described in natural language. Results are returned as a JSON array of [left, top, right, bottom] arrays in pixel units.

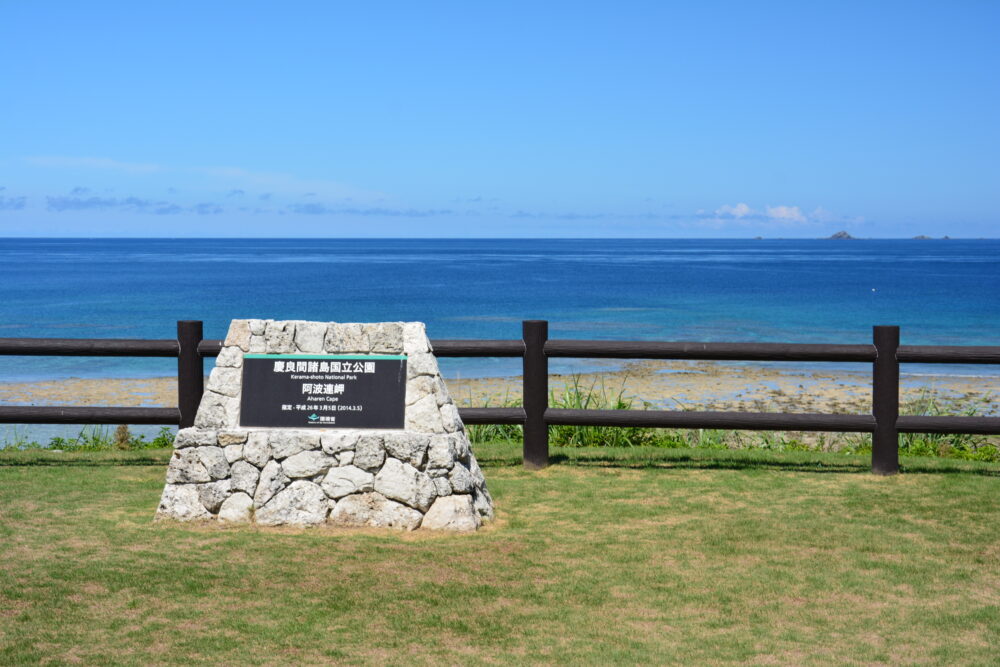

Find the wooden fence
[[2, 320, 999, 474]]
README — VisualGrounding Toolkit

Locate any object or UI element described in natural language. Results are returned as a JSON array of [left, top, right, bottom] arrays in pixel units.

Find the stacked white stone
[[156, 320, 494, 532]]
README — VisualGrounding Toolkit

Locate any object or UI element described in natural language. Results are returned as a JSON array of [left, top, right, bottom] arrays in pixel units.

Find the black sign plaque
[[239, 354, 407, 429]]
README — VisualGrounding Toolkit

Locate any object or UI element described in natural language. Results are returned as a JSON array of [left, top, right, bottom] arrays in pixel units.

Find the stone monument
[[155, 320, 494, 531]]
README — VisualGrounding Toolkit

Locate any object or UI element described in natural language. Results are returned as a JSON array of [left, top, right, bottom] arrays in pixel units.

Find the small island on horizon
[[746, 232, 973, 240]]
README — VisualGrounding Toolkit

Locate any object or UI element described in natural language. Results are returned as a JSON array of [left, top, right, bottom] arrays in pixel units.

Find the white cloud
[[764, 205, 806, 223], [699, 202, 855, 228], [715, 202, 754, 218]]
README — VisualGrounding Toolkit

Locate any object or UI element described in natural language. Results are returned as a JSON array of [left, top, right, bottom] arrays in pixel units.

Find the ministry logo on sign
[[309, 414, 336, 425]]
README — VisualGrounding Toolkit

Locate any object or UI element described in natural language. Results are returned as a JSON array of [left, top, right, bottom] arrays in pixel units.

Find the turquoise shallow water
[[0, 237, 998, 381]]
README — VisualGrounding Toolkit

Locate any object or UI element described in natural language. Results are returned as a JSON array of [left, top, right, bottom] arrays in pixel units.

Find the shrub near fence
[[1, 320, 999, 475]]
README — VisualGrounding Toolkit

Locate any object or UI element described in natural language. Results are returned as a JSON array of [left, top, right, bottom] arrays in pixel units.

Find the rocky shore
[[1, 360, 996, 417]]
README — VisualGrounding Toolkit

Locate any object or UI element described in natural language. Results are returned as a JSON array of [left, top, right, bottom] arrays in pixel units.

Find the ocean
[[0, 237, 998, 382]]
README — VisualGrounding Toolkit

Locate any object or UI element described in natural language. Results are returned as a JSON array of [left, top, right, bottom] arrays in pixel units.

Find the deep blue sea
[[1, 237, 998, 382]]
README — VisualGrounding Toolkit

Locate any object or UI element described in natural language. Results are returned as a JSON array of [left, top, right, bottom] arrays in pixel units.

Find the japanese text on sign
[[239, 354, 407, 429]]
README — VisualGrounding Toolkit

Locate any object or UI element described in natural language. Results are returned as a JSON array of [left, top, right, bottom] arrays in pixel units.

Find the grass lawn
[[1, 444, 998, 665]]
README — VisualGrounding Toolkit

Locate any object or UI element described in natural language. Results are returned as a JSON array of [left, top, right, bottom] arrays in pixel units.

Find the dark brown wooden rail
[[0, 406, 180, 424], [897, 346, 1000, 364], [0, 338, 179, 357], [544, 409, 877, 432], [544, 340, 876, 362]]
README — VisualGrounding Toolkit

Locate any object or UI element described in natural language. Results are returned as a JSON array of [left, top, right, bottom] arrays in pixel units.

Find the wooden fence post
[[177, 320, 204, 429], [522, 320, 549, 469], [872, 325, 900, 474]]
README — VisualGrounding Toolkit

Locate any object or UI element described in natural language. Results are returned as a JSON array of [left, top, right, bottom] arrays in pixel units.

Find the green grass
[[4, 425, 175, 452], [1, 447, 998, 664], [7, 379, 996, 463], [465, 377, 1000, 462]]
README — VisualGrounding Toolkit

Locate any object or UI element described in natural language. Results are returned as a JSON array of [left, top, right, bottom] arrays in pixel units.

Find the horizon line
[[0, 235, 996, 241]]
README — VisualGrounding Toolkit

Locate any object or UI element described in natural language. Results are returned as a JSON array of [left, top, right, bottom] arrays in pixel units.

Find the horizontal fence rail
[[8, 337, 997, 365], [544, 409, 877, 432], [896, 346, 1000, 364], [198, 340, 223, 357], [0, 338, 180, 357], [544, 340, 877, 362], [896, 415, 1000, 435], [431, 340, 525, 357], [0, 406, 180, 425], [457, 407, 527, 425], [1, 320, 998, 474]]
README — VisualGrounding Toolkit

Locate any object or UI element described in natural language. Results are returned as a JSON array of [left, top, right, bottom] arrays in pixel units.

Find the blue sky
[[1, 1, 997, 238]]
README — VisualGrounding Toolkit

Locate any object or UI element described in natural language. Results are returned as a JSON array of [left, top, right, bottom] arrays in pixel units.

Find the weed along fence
[[2, 320, 999, 475]]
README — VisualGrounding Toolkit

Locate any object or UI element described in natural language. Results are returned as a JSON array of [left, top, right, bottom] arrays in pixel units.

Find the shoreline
[[1, 359, 996, 417]]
